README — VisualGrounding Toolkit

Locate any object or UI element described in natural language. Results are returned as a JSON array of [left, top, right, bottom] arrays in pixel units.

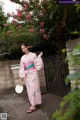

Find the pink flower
[[23, 1, 29, 7], [7, 13, 11, 17], [7, 30, 12, 34], [29, 28, 34, 32], [3, 23, 8, 27], [16, 9, 23, 17], [43, 34, 48, 40], [39, 9, 46, 18], [13, 14, 18, 19], [18, 25, 22, 28], [26, 13, 32, 21], [23, 6, 28, 11], [40, 29, 45, 33], [16, 34, 19, 37], [23, 2, 29, 11], [12, 20, 17, 24], [40, 22, 45, 27]]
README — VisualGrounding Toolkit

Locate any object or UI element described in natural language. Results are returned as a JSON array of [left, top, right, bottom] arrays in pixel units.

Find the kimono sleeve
[[34, 52, 44, 70], [19, 58, 26, 78]]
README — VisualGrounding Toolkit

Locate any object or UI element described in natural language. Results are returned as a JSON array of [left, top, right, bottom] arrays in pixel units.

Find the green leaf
[[73, 45, 80, 55], [65, 71, 80, 84]]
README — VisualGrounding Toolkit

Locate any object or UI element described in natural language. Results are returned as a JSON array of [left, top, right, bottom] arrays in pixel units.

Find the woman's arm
[[33, 52, 44, 70], [19, 58, 26, 79]]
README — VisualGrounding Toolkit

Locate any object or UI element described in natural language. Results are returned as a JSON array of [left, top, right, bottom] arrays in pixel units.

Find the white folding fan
[[15, 84, 23, 94]]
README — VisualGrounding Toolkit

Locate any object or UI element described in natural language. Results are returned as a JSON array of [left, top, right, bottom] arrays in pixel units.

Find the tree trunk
[[55, 8, 67, 54]]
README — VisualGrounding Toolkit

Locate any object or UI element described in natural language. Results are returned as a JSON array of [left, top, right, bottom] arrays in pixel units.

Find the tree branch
[[0, 51, 10, 56]]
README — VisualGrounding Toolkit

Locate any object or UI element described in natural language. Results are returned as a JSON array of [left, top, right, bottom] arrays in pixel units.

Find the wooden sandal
[[27, 108, 36, 113]]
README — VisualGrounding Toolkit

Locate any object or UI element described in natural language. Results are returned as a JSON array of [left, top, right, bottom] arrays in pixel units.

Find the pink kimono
[[19, 52, 44, 106]]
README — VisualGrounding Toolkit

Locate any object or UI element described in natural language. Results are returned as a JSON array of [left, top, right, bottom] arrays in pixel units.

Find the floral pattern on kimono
[[19, 52, 44, 105]]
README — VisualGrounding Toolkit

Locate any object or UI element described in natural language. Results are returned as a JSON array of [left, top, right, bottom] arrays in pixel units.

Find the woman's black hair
[[21, 42, 32, 51], [21, 42, 28, 47]]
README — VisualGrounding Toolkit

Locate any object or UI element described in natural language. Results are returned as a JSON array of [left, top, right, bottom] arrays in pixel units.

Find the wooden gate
[[44, 53, 70, 96]]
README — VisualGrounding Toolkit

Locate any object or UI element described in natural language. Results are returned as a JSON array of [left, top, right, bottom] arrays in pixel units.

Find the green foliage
[[0, 0, 80, 60], [66, 45, 80, 83], [65, 71, 80, 85], [53, 89, 80, 120], [0, 2, 7, 30], [75, 4, 80, 12], [53, 45, 80, 120]]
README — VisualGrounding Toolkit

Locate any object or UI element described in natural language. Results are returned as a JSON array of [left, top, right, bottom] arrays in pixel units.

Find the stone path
[[0, 91, 62, 120]]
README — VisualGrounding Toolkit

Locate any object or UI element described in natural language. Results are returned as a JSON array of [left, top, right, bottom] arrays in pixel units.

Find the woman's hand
[[18, 79, 24, 85], [22, 78, 24, 81], [22, 77, 26, 81]]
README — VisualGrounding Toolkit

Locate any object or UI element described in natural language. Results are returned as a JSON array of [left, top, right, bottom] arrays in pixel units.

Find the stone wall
[[0, 60, 47, 93], [66, 38, 80, 89]]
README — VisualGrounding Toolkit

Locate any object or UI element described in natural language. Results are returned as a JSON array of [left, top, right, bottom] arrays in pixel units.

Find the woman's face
[[21, 45, 29, 54]]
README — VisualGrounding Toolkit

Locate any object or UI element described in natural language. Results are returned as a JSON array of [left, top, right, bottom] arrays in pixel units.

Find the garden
[[0, 0, 80, 120]]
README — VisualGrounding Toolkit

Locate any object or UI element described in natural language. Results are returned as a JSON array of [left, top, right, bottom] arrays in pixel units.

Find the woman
[[19, 42, 44, 113]]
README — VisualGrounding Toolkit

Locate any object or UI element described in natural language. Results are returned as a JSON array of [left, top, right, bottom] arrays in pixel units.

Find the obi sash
[[24, 63, 35, 70]]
